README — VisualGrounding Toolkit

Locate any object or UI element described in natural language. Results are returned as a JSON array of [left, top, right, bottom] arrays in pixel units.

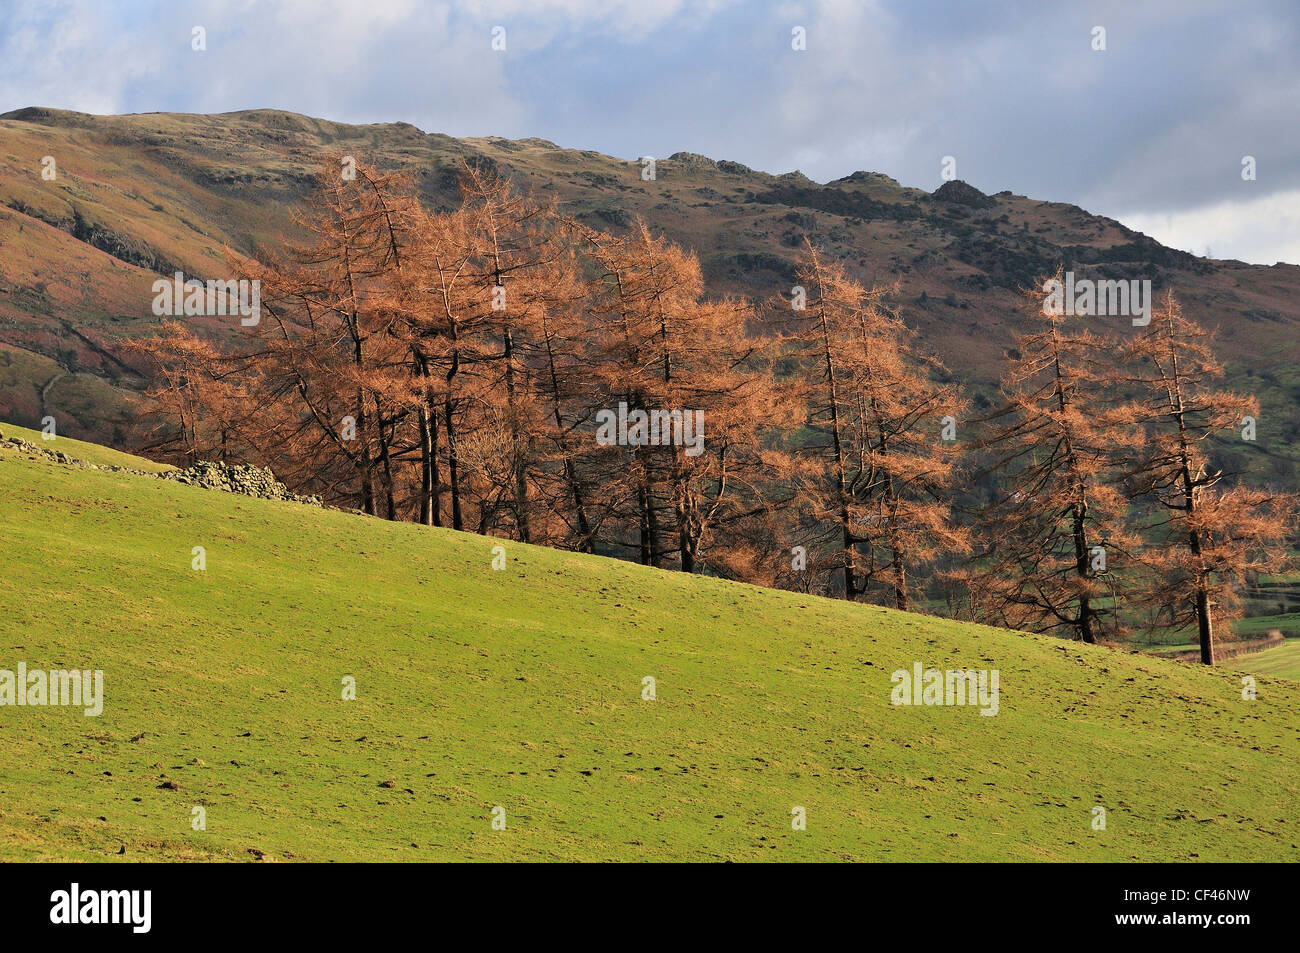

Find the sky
[[2, 0, 1298, 264]]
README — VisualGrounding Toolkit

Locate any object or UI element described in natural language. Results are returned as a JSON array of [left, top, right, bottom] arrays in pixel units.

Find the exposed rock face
[[0, 432, 321, 506], [666, 151, 717, 171], [831, 170, 902, 188], [930, 179, 998, 209]]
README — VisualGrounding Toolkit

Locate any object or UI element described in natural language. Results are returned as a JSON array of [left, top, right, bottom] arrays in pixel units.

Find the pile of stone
[[160, 461, 321, 505], [1, 434, 93, 469]]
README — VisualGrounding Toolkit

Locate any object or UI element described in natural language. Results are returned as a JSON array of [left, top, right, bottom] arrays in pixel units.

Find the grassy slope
[[0, 439, 1296, 862], [1, 421, 173, 472]]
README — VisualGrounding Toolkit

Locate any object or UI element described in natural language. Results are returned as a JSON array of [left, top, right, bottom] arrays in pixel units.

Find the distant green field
[[1146, 642, 1200, 657], [1233, 614, 1300, 639], [1, 430, 1297, 861], [1237, 640, 1300, 681], [1140, 613, 1299, 655]]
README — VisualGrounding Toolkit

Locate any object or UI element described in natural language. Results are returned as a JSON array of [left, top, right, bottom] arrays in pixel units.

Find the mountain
[[2, 421, 1296, 861], [1, 106, 1297, 486]]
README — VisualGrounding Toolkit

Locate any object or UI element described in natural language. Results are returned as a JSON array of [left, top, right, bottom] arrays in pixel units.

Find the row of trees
[[135, 161, 779, 576], [131, 160, 1295, 664]]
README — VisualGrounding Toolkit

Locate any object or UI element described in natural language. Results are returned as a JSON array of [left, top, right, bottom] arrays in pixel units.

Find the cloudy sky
[[3, 0, 1297, 263]]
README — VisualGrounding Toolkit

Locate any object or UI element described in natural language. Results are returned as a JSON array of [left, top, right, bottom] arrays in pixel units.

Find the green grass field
[[1, 432, 1297, 861], [1232, 615, 1299, 639], [1237, 640, 1300, 681]]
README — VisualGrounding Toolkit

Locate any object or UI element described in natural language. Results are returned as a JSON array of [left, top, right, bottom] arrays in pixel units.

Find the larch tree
[[127, 320, 254, 464], [840, 284, 969, 610], [526, 240, 608, 553], [243, 157, 421, 517], [781, 239, 966, 609], [578, 221, 774, 572], [972, 272, 1135, 644], [455, 162, 569, 542], [404, 195, 486, 530], [1123, 292, 1295, 663]]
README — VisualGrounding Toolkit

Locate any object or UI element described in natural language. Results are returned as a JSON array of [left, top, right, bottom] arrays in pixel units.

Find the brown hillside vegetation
[[0, 107, 1298, 494]]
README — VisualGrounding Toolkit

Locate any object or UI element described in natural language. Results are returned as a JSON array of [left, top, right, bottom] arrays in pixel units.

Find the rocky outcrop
[[930, 179, 997, 209]]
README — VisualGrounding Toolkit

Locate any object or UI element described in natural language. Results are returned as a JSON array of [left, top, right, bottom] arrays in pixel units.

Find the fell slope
[[1, 108, 1298, 491], [0, 433, 1296, 861]]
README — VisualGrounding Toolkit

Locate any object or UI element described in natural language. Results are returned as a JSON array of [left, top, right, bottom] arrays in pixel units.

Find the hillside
[[1, 428, 1296, 861], [1, 107, 1298, 491]]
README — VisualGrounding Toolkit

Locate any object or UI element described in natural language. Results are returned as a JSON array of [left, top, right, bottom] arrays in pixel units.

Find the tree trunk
[[376, 401, 397, 521], [819, 312, 854, 599], [1071, 505, 1096, 644], [890, 542, 907, 611], [1195, 577, 1215, 665], [565, 457, 594, 553], [638, 480, 652, 566], [679, 508, 696, 574], [502, 325, 532, 543], [445, 397, 463, 531], [358, 393, 375, 516], [418, 404, 434, 526]]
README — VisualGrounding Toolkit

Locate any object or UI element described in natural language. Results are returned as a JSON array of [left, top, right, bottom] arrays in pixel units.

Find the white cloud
[[1, 0, 1296, 263], [0, 0, 158, 115], [1116, 189, 1300, 265]]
